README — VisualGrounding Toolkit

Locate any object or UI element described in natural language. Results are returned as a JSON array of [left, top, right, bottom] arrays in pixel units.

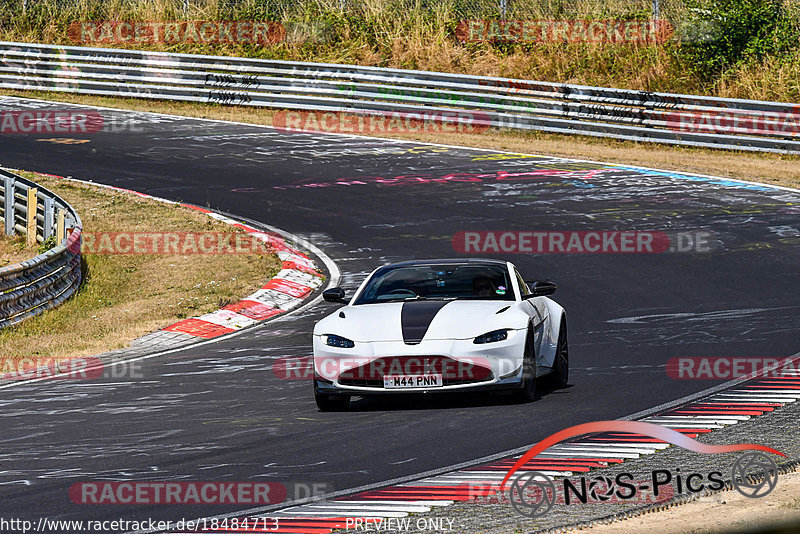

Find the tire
[[513, 325, 537, 403], [313, 383, 350, 412], [550, 318, 569, 388]]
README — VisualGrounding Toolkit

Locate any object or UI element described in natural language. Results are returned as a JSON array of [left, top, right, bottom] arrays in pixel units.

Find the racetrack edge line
[[1, 94, 796, 534], [1, 94, 799, 196], [0, 177, 341, 391], [128, 352, 800, 533]]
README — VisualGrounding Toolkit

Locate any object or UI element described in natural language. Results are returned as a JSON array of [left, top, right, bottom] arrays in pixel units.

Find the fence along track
[[0, 168, 82, 329], [0, 41, 798, 154]]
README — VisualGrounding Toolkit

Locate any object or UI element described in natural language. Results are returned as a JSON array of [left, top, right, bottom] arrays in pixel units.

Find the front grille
[[337, 356, 493, 388], [338, 377, 384, 388], [443, 371, 494, 386]]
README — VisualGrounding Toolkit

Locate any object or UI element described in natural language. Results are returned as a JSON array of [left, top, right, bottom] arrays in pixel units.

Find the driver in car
[[472, 277, 496, 298]]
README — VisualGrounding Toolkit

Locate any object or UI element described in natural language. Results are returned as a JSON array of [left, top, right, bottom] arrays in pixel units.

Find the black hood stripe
[[401, 300, 451, 345]]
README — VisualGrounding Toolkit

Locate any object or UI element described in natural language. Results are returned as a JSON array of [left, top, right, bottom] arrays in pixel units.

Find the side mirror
[[524, 280, 557, 298], [322, 287, 347, 303]]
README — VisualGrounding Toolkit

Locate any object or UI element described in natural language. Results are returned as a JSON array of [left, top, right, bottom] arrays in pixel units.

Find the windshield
[[353, 263, 515, 304]]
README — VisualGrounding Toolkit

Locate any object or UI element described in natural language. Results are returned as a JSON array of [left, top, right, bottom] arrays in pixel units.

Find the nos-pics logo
[[502, 421, 783, 518]]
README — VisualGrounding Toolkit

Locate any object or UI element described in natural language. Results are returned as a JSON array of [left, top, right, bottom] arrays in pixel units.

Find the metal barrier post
[[57, 209, 65, 242], [65, 215, 76, 235], [26, 187, 38, 246], [44, 197, 55, 239], [3, 175, 14, 236]]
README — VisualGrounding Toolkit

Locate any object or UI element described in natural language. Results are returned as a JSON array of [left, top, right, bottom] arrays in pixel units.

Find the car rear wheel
[[513, 325, 537, 403]]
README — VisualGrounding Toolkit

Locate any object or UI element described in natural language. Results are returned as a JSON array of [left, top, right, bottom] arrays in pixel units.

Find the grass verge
[[0, 232, 38, 267], [2, 89, 799, 191], [0, 171, 281, 361]]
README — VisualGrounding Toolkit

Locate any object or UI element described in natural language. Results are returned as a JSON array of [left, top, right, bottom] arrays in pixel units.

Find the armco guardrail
[[0, 168, 82, 329], [0, 41, 798, 153]]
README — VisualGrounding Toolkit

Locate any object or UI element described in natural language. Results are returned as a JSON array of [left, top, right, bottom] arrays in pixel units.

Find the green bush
[[680, 0, 799, 77], [38, 235, 58, 255]]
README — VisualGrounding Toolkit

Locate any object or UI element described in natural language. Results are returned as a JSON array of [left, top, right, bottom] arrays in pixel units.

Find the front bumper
[[312, 331, 526, 395]]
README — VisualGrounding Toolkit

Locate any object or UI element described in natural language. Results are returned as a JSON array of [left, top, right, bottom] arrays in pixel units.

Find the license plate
[[383, 374, 443, 389]]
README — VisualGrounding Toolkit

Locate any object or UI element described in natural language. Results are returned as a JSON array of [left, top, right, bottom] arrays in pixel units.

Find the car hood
[[314, 299, 527, 343]]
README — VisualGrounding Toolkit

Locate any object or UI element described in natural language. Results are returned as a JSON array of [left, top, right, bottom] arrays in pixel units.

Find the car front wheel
[[550, 318, 569, 388], [513, 324, 537, 403], [314, 391, 351, 412]]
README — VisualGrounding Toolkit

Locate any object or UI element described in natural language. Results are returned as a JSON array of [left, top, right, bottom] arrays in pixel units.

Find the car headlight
[[324, 334, 355, 348], [473, 329, 509, 344]]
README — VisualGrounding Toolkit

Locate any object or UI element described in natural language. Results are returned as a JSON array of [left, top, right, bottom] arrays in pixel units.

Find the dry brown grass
[[0, 171, 281, 361], [0, 232, 37, 267], [3, 89, 797, 191], [2, 0, 798, 101]]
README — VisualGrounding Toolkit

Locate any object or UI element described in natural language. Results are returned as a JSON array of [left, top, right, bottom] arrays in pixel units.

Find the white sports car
[[312, 259, 568, 411]]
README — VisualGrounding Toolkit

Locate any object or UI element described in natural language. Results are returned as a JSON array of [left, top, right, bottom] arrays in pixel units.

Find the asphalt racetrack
[[0, 97, 799, 528]]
